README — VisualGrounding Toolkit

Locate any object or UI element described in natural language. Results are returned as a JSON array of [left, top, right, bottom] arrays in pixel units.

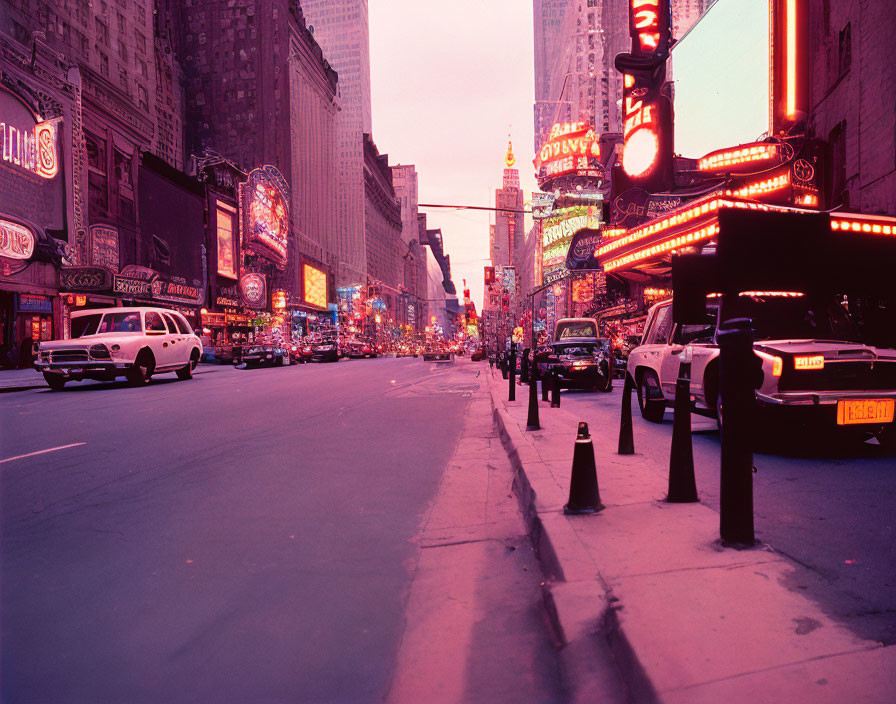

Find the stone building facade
[[363, 133, 402, 322], [175, 0, 340, 307], [300, 0, 372, 287]]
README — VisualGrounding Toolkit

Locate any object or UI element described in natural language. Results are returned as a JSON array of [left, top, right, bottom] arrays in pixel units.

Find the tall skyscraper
[[300, 0, 373, 287], [493, 142, 524, 271]]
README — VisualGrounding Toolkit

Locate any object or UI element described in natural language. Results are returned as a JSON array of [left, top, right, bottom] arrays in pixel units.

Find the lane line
[[0, 442, 86, 465]]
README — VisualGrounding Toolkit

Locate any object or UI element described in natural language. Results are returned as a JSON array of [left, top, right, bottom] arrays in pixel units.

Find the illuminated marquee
[[830, 214, 896, 236], [542, 215, 599, 248], [698, 143, 780, 172]]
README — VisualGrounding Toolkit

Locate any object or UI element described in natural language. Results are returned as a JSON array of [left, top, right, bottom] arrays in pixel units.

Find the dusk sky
[[369, 0, 538, 311]]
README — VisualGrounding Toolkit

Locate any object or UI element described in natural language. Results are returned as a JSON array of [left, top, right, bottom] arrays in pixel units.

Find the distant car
[[240, 345, 287, 368], [35, 306, 202, 389], [348, 340, 377, 358], [310, 339, 339, 363], [423, 347, 452, 362], [470, 347, 486, 361]]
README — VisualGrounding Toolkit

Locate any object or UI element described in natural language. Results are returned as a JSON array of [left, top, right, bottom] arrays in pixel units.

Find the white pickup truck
[[627, 295, 896, 446], [35, 306, 202, 390]]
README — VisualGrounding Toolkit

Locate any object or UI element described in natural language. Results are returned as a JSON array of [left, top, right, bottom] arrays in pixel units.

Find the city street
[[555, 382, 896, 646], [1, 359, 562, 703]]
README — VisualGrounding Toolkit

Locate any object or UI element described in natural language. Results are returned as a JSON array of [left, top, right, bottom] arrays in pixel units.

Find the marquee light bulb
[[622, 129, 659, 178]]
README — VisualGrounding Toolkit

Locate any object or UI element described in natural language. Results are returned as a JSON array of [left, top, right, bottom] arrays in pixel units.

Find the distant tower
[[495, 140, 524, 271]]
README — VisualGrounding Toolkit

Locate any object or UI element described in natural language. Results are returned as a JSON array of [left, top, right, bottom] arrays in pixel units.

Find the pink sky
[[369, 0, 538, 311]]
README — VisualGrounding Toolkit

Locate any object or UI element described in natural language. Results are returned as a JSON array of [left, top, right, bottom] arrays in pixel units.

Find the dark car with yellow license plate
[[539, 340, 613, 391]]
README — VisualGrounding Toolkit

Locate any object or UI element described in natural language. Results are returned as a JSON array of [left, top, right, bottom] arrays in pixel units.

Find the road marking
[[0, 442, 86, 465]]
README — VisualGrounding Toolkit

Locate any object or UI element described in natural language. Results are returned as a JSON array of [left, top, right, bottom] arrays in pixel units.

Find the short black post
[[520, 347, 530, 384], [542, 370, 551, 402], [500, 352, 508, 379], [550, 369, 561, 408], [618, 373, 635, 455], [718, 318, 756, 545], [564, 422, 603, 514], [508, 345, 516, 402], [526, 371, 541, 431], [668, 355, 698, 502]]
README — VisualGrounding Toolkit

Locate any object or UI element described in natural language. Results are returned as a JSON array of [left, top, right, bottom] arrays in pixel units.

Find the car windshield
[[723, 295, 861, 342], [553, 343, 596, 357], [71, 314, 103, 338], [99, 312, 143, 334], [556, 322, 597, 339]]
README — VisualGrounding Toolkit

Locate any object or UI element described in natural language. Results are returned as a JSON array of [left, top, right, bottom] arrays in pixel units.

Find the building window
[[85, 132, 109, 215], [137, 83, 148, 110], [838, 23, 851, 77], [827, 121, 847, 208]]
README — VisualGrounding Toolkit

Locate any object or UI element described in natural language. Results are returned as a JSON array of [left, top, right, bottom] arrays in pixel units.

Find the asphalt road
[[0, 359, 506, 702], [557, 381, 896, 645]]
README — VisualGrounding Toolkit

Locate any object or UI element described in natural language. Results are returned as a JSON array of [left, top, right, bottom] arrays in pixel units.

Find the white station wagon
[[35, 306, 203, 390]]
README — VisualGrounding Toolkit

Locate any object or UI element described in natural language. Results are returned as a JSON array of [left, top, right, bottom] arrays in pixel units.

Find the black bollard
[[508, 346, 517, 402], [718, 318, 757, 545], [668, 356, 698, 502], [520, 348, 530, 384], [550, 369, 561, 408], [500, 352, 508, 379], [542, 369, 551, 402], [618, 373, 635, 455], [564, 422, 604, 514], [526, 371, 541, 430]]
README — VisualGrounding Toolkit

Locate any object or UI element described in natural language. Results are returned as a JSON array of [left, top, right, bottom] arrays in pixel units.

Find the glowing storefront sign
[[272, 289, 287, 309], [1, 115, 59, 179], [632, 0, 661, 53], [216, 205, 237, 278], [303, 264, 328, 309], [542, 215, 601, 248], [0, 219, 35, 260], [241, 167, 289, 269]]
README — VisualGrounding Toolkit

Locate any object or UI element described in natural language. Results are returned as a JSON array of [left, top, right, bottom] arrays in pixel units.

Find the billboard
[[240, 166, 290, 269], [672, 0, 771, 158]]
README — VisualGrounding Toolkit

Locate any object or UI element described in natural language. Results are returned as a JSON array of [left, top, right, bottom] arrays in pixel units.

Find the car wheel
[[128, 351, 154, 386], [43, 373, 66, 391], [177, 351, 199, 380], [637, 371, 666, 423]]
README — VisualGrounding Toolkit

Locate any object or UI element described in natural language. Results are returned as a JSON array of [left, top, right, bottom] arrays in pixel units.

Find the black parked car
[[534, 318, 613, 392], [240, 345, 287, 368], [310, 339, 339, 363]]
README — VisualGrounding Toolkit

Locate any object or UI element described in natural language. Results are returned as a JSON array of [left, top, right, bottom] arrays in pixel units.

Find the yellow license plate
[[836, 399, 895, 425]]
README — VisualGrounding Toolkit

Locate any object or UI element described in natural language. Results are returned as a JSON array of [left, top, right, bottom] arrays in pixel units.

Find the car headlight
[[89, 344, 111, 360], [109, 344, 127, 359]]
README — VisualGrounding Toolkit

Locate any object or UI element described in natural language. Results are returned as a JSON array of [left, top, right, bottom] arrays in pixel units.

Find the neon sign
[[698, 143, 780, 172], [535, 122, 602, 187], [303, 264, 328, 309], [0, 219, 35, 260], [1, 117, 58, 179], [632, 0, 661, 53]]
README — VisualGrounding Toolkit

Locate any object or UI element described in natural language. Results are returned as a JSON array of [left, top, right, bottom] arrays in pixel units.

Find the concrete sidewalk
[[0, 362, 228, 393], [487, 369, 896, 703]]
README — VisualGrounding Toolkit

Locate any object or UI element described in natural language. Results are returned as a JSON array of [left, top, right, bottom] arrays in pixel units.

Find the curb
[[492, 399, 635, 703]]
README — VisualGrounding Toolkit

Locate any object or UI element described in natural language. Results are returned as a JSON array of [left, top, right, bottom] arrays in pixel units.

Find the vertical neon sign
[[614, 0, 673, 195]]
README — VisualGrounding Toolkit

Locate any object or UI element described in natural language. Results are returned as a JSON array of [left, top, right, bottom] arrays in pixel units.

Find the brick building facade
[[808, 0, 896, 215]]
